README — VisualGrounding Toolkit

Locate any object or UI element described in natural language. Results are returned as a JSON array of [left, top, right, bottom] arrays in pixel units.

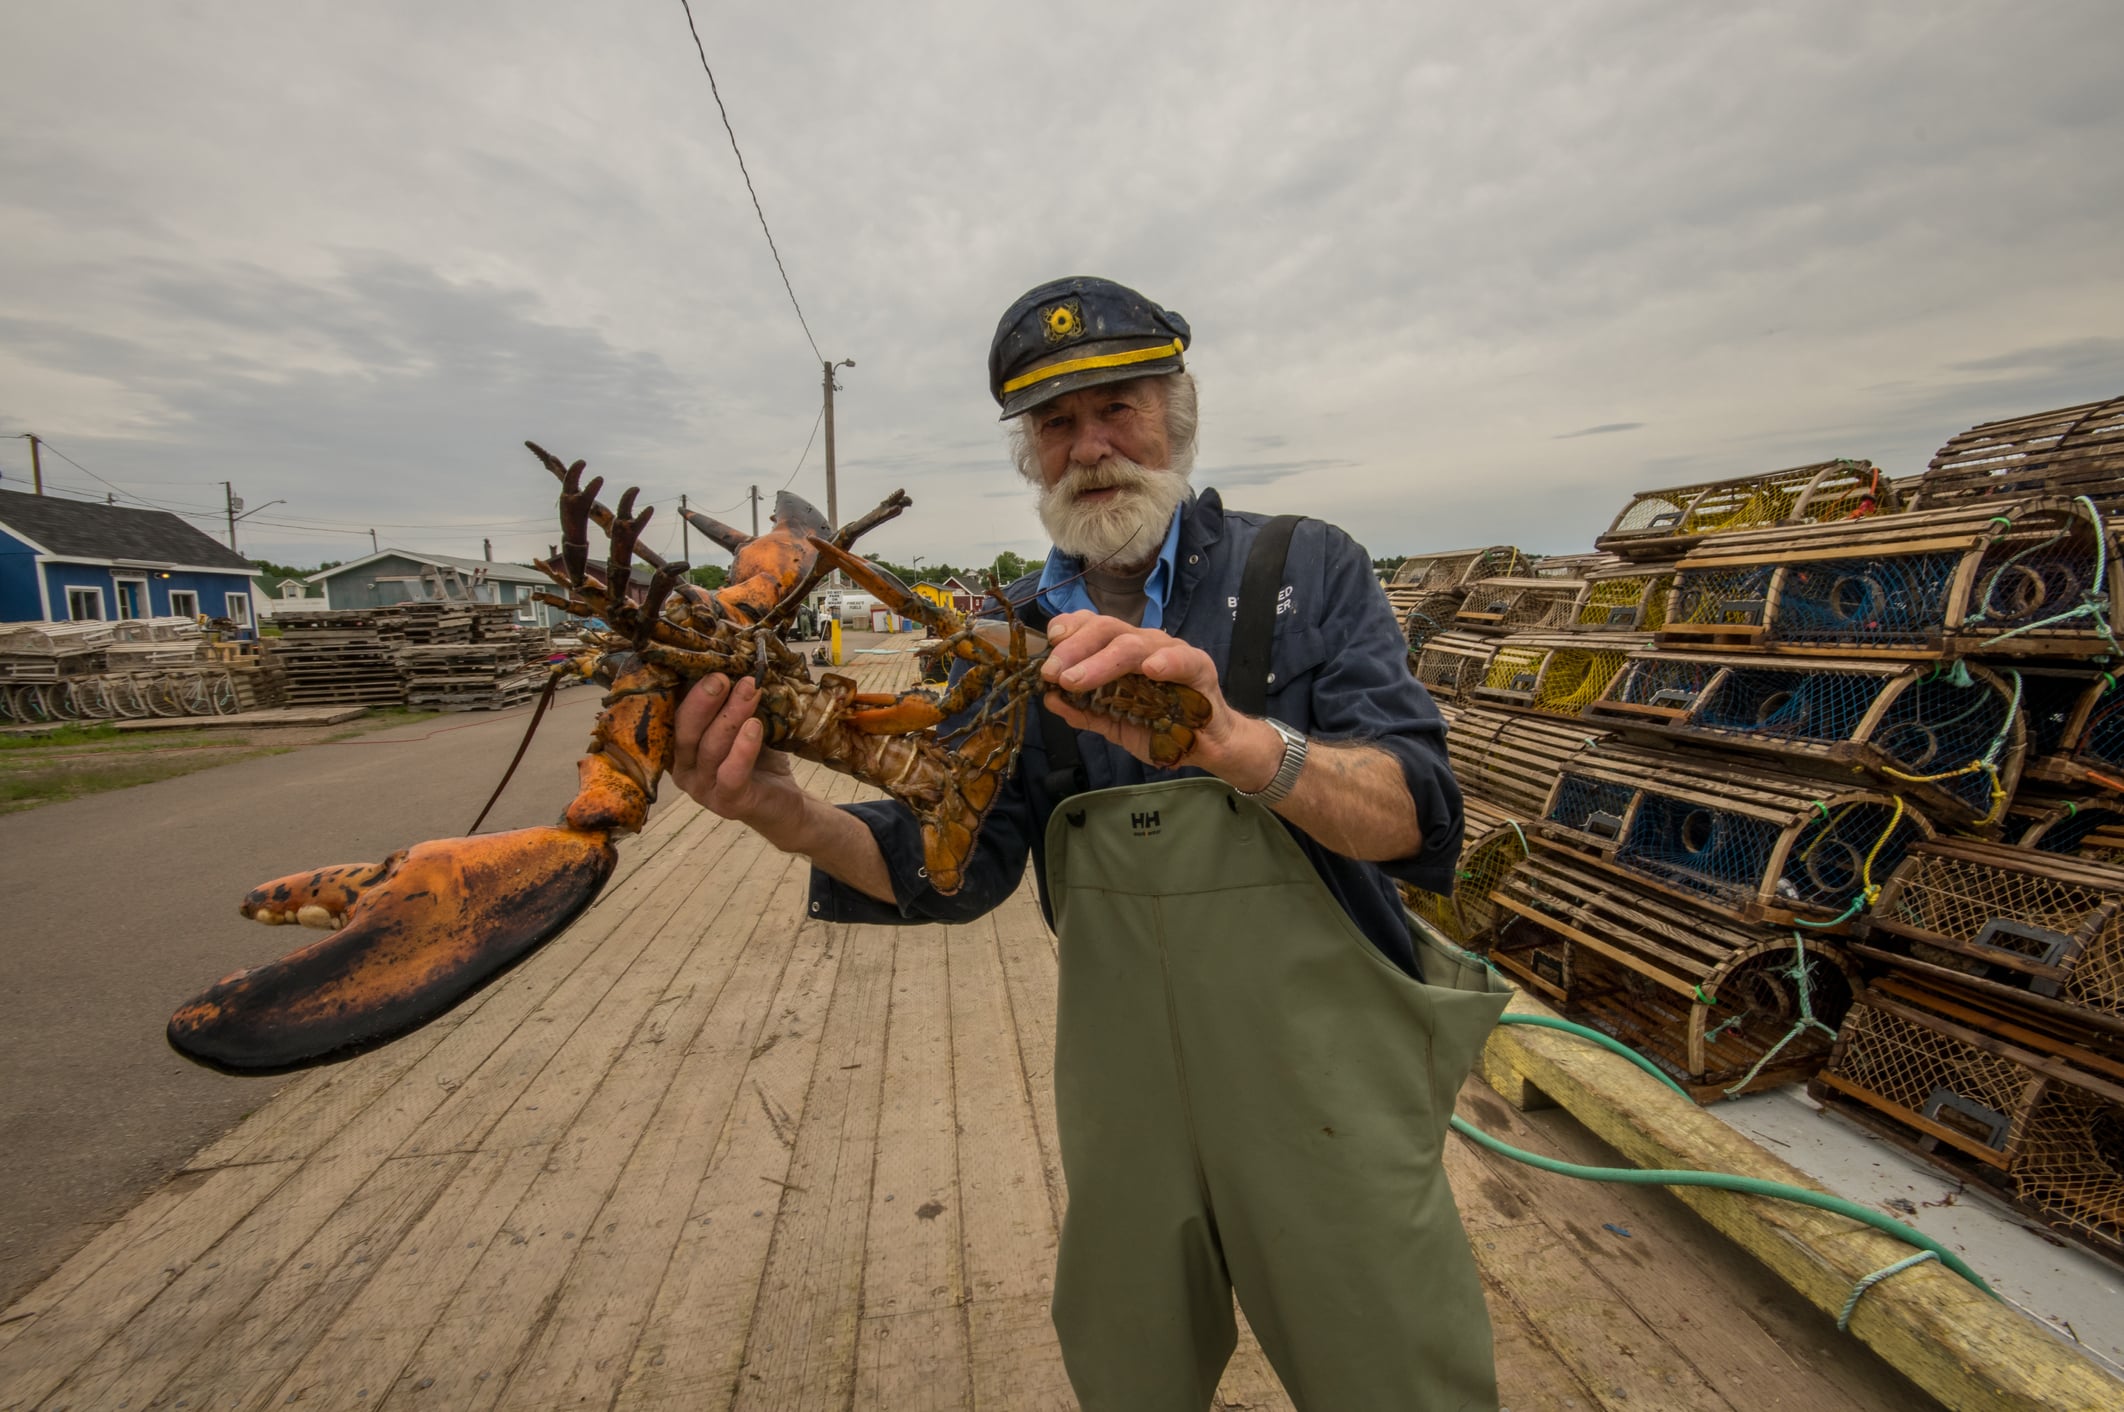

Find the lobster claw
[[168, 825, 617, 1070]]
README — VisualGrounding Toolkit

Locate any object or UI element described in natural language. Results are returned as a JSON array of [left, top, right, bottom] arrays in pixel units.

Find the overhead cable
[[676, 0, 823, 362]]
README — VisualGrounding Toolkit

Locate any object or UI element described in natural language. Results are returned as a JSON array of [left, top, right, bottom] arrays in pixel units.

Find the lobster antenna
[[466, 668, 565, 834], [998, 525, 1148, 613]]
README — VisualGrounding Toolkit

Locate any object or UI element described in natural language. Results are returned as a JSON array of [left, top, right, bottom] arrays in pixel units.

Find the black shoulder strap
[[1224, 515, 1302, 717], [1039, 695, 1085, 800]]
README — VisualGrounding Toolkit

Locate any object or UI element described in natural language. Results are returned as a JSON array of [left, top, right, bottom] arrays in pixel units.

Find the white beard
[[1037, 451, 1194, 568]]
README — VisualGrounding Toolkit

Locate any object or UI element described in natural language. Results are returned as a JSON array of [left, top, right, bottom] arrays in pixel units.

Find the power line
[[676, 0, 823, 363], [778, 405, 825, 492]]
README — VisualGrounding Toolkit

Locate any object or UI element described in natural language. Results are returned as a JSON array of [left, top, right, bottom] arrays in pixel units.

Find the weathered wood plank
[[727, 920, 896, 1410], [493, 861, 819, 1411], [854, 922, 974, 1412]]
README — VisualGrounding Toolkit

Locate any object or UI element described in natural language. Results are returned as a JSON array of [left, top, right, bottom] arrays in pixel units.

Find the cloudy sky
[[3, 1, 2120, 574]]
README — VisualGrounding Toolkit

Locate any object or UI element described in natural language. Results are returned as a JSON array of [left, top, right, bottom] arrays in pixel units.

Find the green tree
[[686, 564, 729, 590], [991, 550, 1030, 582]]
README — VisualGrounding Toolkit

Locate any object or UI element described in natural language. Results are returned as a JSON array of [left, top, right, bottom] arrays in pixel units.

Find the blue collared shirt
[[1034, 504, 1186, 628]]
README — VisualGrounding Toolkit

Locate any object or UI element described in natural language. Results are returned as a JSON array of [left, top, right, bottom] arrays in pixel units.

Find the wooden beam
[[1478, 990, 2124, 1411]]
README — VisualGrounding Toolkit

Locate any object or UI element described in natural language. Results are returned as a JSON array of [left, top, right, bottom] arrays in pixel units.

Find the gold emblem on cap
[[1042, 300, 1084, 344]]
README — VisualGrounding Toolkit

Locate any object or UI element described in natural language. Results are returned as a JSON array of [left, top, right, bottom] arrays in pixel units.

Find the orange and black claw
[[169, 826, 617, 1071]]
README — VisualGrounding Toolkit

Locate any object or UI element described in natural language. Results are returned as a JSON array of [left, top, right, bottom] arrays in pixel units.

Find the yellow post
[[830, 618, 843, 666]]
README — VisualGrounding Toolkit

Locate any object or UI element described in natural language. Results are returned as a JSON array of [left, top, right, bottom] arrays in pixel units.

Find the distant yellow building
[[912, 582, 952, 613]]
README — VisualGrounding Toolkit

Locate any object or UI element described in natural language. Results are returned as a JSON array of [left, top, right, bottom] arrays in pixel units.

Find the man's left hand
[[1040, 610, 1283, 791]]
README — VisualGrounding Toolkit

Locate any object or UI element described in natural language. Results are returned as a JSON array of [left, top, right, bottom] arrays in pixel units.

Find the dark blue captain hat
[[988, 275, 1190, 419]]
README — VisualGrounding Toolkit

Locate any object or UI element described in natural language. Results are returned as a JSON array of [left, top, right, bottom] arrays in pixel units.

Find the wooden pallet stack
[[401, 643, 545, 711], [398, 600, 476, 644], [266, 609, 409, 707], [1399, 396, 2124, 1258]]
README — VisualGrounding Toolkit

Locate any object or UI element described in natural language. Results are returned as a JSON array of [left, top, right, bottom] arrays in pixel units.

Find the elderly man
[[671, 276, 1508, 1411]]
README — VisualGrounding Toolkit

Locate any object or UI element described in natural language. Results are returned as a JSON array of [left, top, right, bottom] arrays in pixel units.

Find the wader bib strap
[[1044, 779, 1512, 1410]]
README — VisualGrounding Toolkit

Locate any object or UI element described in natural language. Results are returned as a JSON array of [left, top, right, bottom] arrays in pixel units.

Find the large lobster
[[167, 443, 1210, 1070]]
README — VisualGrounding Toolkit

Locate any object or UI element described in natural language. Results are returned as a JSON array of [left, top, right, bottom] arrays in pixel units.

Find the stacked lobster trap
[[1396, 399, 2124, 1228], [1385, 546, 1529, 657]]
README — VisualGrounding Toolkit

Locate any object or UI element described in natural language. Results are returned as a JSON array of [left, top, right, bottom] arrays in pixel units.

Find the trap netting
[[1489, 853, 1855, 1097], [2065, 683, 2124, 789], [2014, 797, 2124, 864], [1529, 552, 1617, 580], [1772, 552, 1960, 648], [1868, 839, 2124, 1020], [2017, 669, 2102, 759], [1400, 798, 1529, 946], [1540, 742, 1932, 926], [1584, 653, 1727, 721], [1412, 632, 1498, 701], [1571, 567, 1675, 632], [1399, 589, 1467, 653], [1472, 634, 1637, 717], [1452, 578, 1584, 636], [1666, 564, 1777, 633], [1816, 979, 2124, 1260], [1684, 661, 2021, 824], [1596, 459, 1897, 560]]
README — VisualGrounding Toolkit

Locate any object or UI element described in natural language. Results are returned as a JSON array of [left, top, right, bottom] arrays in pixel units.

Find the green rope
[[1808, 800, 1830, 821], [1693, 984, 1720, 1006], [1966, 496, 2121, 655], [1722, 934, 1840, 1096], [1838, 1251, 1940, 1331]]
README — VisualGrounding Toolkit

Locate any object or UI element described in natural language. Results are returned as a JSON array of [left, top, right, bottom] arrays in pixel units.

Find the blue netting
[[2076, 688, 2124, 772], [1606, 656, 1722, 709], [1778, 804, 1926, 909], [1774, 552, 1958, 646], [1616, 794, 1785, 907], [1545, 775, 1636, 837], [2021, 674, 2096, 757]]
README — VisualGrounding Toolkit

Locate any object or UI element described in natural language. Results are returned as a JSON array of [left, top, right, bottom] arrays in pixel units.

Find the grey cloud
[[1554, 422, 1645, 439]]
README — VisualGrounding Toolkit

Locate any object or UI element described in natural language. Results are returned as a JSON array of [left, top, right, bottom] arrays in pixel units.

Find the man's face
[[1024, 376, 1189, 567], [1029, 377, 1173, 486]]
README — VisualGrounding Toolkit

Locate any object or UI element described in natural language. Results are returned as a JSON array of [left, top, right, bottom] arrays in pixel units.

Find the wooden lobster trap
[[1812, 975, 2124, 1263], [1400, 796, 1532, 947], [1450, 577, 1585, 636], [1656, 497, 2122, 659], [1489, 852, 1857, 1099], [1396, 588, 1468, 654], [1469, 632, 1647, 718], [1411, 631, 1500, 702], [1445, 706, 1608, 818], [1567, 560, 1677, 633], [1580, 652, 2025, 826], [1389, 545, 1531, 593], [1858, 838, 2124, 1030], [1593, 458, 1899, 562], [1914, 395, 2124, 516], [1528, 552, 1619, 580], [2010, 793, 2124, 864], [2018, 671, 2124, 795], [1535, 740, 1934, 928]]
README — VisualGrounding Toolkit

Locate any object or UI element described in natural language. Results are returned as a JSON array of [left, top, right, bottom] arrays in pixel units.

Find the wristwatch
[[1236, 717, 1308, 807]]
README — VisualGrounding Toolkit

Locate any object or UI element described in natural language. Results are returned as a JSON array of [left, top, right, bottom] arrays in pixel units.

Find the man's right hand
[[670, 675, 808, 830]]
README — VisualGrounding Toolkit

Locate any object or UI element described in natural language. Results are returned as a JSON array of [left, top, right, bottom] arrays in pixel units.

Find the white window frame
[[113, 575, 150, 619], [224, 591, 252, 626], [168, 589, 200, 617], [67, 586, 106, 621]]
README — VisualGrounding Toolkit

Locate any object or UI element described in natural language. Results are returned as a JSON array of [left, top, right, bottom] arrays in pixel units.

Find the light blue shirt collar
[[1035, 504, 1186, 629]]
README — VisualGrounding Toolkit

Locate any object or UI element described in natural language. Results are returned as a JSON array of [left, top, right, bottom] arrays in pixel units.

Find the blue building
[[0, 489, 257, 627]]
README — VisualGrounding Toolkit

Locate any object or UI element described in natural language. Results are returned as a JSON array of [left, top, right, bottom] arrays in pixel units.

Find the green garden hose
[[1460, 1014, 1995, 1299]]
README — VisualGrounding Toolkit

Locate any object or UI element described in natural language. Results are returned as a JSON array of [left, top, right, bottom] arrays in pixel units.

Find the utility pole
[[369, 528, 379, 553], [25, 434, 43, 496], [750, 484, 761, 537], [680, 494, 690, 565], [822, 357, 854, 585], [483, 538, 493, 562], [223, 481, 241, 551]]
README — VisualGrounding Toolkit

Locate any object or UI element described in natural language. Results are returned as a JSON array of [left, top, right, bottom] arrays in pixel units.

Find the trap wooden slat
[[1915, 396, 2124, 514]]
